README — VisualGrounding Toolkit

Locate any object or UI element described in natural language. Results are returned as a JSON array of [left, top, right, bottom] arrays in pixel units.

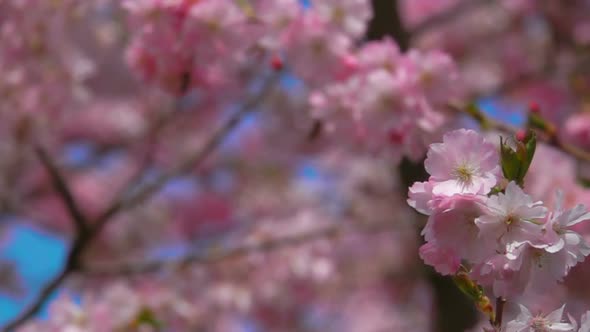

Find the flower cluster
[[124, 0, 465, 164], [408, 129, 590, 300], [309, 40, 463, 162], [124, 0, 372, 95]]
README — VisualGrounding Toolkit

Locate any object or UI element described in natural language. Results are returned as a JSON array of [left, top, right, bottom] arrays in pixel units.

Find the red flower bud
[[270, 55, 283, 71], [388, 130, 404, 144], [529, 102, 541, 114], [516, 129, 527, 142]]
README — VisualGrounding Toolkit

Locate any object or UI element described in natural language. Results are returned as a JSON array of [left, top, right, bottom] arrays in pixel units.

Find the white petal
[[545, 304, 566, 323]]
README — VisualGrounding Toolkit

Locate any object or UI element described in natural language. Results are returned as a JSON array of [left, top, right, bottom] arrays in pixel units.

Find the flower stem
[[494, 297, 507, 328]]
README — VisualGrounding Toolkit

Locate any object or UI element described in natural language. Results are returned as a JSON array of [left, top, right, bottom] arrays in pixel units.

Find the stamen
[[452, 163, 476, 187], [504, 214, 517, 226], [530, 316, 549, 331]]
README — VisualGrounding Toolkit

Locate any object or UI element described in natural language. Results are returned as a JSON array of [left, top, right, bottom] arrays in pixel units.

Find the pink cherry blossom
[[545, 191, 590, 257], [475, 181, 547, 249], [421, 194, 494, 263], [418, 241, 461, 275], [501, 243, 572, 294], [424, 129, 500, 196], [408, 180, 435, 215]]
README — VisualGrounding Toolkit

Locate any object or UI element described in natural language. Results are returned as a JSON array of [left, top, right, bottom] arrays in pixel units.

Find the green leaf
[[134, 308, 162, 330], [520, 131, 536, 180], [500, 137, 520, 182], [499, 131, 536, 186]]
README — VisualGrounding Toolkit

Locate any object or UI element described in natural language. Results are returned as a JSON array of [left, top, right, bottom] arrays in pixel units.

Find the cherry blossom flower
[[418, 242, 461, 275], [545, 191, 590, 257], [475, 182, 547, 249], [421, 194, 494, 263], [424, 129, 500, 196], [504, 304, 576, 332], [408, 180, 435, 215]]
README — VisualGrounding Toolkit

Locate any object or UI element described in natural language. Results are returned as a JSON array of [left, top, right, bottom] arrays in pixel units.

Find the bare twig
[[1, 267, 70, 331], [35, 146, 89, 235], [1, 230, 87, 331]]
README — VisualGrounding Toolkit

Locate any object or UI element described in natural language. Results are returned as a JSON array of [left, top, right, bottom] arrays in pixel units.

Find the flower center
[[452, 163, 476, 186], [530, 316, 549, 331], [504, 214, 517, 226]]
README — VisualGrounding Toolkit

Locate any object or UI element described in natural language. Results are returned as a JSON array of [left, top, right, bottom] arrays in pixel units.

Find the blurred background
[[1, 1, 590, 331]]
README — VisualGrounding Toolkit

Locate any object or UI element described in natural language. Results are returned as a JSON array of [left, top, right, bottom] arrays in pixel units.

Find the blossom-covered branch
[[2, 74, 279, 331]]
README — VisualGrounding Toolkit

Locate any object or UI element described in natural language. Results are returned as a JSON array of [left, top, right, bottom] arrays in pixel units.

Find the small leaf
[[500, 137, 520, 182], [133, 307, 162, 330], [499, 131, 536, 186]]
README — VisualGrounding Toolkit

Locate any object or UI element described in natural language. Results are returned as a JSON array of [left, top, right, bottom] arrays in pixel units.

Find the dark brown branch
[[1, 266, 69, 331], [2, 230, 87, 331], [493, 297, 507, 328], [2, 75, 279, 332], [35, 146, 89, 234], [367, 0, 410, 51]]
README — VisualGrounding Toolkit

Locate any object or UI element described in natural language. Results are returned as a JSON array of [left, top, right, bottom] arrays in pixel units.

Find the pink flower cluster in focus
[[409, 129, 590, 329]]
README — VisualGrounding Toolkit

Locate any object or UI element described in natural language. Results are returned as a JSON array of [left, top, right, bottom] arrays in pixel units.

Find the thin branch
[[110, 102, 183, 206], [24, 147, 114, 330], [448, 103, 590, 163], [1, 235, 86, 331], [91, 75, 279, 235], [35, 146, 89, 234], [82, 221, 394, 277], [553, 139, 590, 163], [1, 267, 69, 331], [2, 75, 279, 332]]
